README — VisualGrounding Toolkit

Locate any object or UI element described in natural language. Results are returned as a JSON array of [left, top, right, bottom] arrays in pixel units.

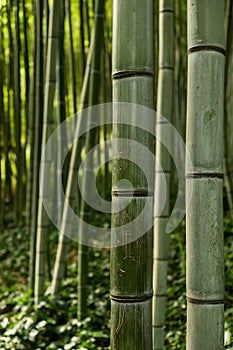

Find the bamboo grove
[[0, 0, 232, 349]]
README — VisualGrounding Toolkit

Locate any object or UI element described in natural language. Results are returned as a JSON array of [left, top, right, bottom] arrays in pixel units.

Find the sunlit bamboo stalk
[[153, 1, 174, 349]]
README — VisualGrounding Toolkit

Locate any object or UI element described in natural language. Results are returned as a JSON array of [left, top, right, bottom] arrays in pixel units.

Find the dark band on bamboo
[[158, 65, 174, 70], [112, 190, 154, 197], [110, 293, 153, 303], [159, 9, 174, 14], [156, 119, 170, 124], [155, 170, 170, 174], [186, 173, 223, 179], [112, 70, 153, 79], [188, 45, 226, 56], [153, 257, 168, 262], [186, 296, 224, 305]]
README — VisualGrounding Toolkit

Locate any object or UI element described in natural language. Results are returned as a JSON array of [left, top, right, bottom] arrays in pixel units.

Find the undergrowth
[[0, 217, 232, 349]]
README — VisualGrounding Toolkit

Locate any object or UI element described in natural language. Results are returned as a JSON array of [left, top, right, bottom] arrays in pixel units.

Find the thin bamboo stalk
[[186, 0, 225, 348], [77, 0, 105, 320], [26, 15, 37, 237], [79, 0, 86, 77], [111, 0, 154, 348], [5, 1, 14, 207], [14, 2, 23, 222], [65, 0, 77, 114], [22, 0, 29, 141], [56, 0, 66, 228], [29, 0, 44, 293], [152, 1, 174, 349], [49, 12, 97, 297], [34, 0, 60, 305], [84, 0, 91, 45], [0, 26, 5, 231]]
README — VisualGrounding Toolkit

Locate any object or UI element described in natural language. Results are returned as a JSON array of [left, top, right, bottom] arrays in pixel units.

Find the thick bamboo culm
[[186, 0, 225, 348], [110, 0, 154, 348], [152, 1, 174, 349], [224, 0, 233, 219]]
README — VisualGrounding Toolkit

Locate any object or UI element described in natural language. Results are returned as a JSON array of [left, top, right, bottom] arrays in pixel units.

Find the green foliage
[[0, 291, 109, 349], [0, 219, 232, 349], [0, 226, 110, 350]]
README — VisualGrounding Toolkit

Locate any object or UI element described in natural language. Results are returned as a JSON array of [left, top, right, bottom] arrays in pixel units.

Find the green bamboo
[[14, 1, 23, 222], [26, 8, 37, 236], [84, 0, 91, 45], [186, 1, 225, 348], [174, 0, 187, 141], [0, 25, 5, 231], [49, 11, 96, 297], [152, 1, 174, 349], [111, 0, 154, 348], [34, 0, 60, 305], [44, 0, 49, 40], [65, 0, 77, 114], [56, 0, 66, 227], [22, 0, 29, 141], [79, 0, 86, 77], [29, 0, 44, 292], [5, 1, 13, 206], [77, 0, 105, 320], [224, 0, 233, 219]]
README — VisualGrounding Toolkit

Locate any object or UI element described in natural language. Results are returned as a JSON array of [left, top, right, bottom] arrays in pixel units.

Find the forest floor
[[0, 217, 232, 349]]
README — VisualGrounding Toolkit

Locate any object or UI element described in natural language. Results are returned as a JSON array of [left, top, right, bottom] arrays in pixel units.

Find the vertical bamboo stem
[[35, 0, 60, 305], [77, 0, 105, 320], [224, 0, 233, 219], [50, 12, 97, 297], [14, 1, 23, 222], [186, 1, 225, 348], [153, 1, 174, 349], [65, 0, 77, 114], [111, 0, 154, 348], [29, 0, 44, 292]]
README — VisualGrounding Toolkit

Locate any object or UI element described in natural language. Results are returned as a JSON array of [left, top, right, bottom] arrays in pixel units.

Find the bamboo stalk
[[26, 13, 37, 237], [152, 1, 174, 349], [224, 0, 233, 219], [29, 0, 44, 292], [34, 0, 60, 305], [3, 4, 13, 205], [49, 10, 97, 297], [111, 0, 154, 348], [186, 1, 225, 348], [22, 0, 30, 142], [65, 0, 77, 114], [79, 0, 86, 77], [56, 0, 66, 228], [14, 2, 23, 222], [77, 0, 105, 320], [0, 25, 5, 231]]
